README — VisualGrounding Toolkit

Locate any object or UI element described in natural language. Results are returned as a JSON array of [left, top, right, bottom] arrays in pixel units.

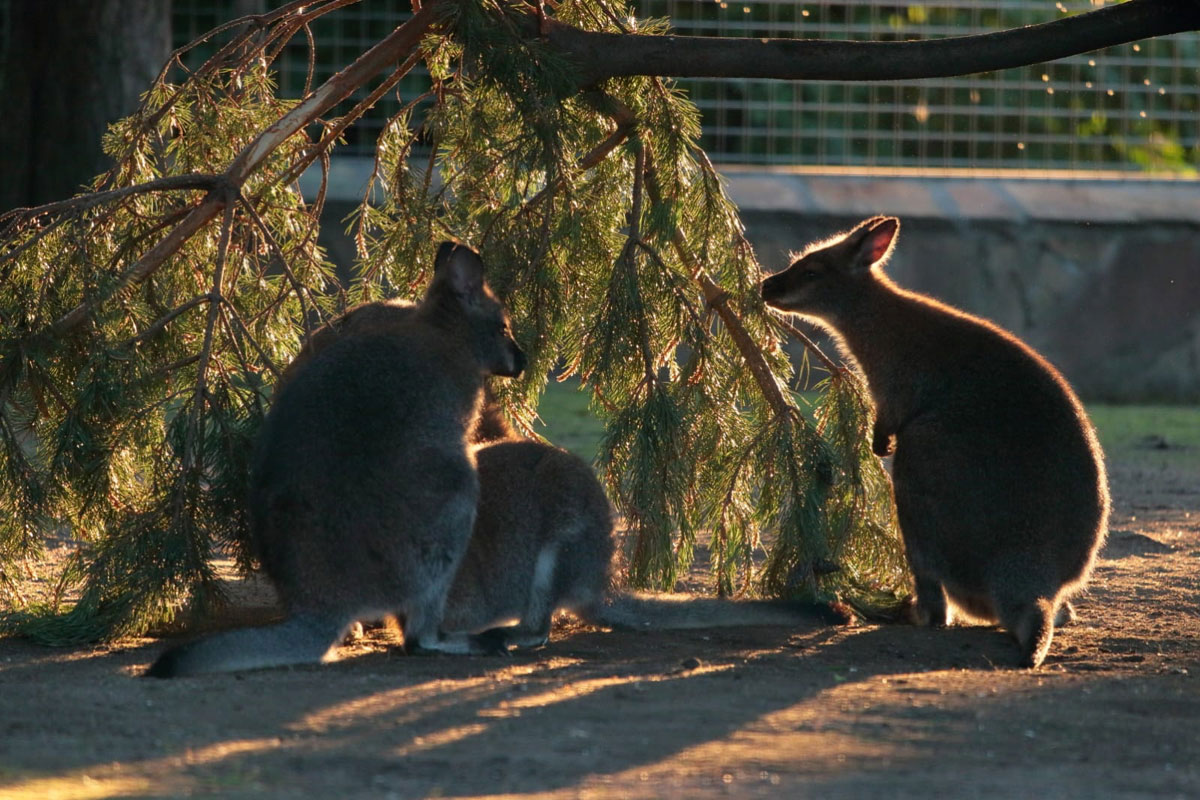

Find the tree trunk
[[0, 0, 172, 212]]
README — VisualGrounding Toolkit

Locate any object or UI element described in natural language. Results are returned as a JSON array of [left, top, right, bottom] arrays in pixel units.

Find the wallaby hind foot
[[404, 630, 510, 656], [1054, 600, 1076, 627], [478, 624, 551, 651], [1002, 597, 1057, 669], [472, 542, 560, 651], [910, 576, 950, 628]]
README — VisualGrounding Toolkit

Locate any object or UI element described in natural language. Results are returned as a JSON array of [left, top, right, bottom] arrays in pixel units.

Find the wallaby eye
[[799, 268, 821, 281]]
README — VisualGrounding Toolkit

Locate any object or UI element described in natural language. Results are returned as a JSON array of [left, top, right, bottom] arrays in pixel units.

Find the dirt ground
[[1, 429, 1198, 799]]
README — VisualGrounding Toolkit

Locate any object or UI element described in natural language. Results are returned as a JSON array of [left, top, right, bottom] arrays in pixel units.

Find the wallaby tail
[[144, 612, 346, 678], [580, 591, 851, 631]]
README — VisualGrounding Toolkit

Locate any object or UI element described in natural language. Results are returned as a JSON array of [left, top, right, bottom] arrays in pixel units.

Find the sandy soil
[[0, 435, 1197, 799]]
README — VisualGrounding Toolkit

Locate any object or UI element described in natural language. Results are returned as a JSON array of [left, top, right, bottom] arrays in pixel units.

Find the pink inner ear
[[868, 223, 896, 263]]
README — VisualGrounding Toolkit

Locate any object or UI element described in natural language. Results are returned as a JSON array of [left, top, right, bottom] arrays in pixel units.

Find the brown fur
[[761, 216, 1109, 668]]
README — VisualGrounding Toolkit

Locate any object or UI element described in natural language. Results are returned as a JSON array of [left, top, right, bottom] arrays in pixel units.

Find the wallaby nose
[[505, 345, 527, 378], [760, 273, 781, 303]]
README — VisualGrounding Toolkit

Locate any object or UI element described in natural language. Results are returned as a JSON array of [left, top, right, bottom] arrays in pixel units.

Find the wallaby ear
[[848, 216, 899, 273], [433, 241, 485, 300]]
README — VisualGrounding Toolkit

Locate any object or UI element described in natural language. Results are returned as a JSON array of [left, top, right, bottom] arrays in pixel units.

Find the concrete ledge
[[721, 167, 1200, 225], [303, 157, 1200, 226]]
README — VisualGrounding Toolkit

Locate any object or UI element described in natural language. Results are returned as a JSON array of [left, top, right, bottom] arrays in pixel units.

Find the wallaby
[[277, 303, 843, 649], [448, 437, 845, 647], [146, 242, 526, 677], [761, 216, 1109, 668], [277, 297, 514, 446]]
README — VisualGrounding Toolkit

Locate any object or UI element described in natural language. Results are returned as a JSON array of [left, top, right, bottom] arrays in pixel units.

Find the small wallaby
[[761, 216, 1109, 668], [449, 437, 845, 647], [278, 304, 842, 649], [146, 242, 526, 677]]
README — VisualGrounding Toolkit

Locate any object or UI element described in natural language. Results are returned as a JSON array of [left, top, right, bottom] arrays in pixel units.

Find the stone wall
[[310, 166, 1200, 402]]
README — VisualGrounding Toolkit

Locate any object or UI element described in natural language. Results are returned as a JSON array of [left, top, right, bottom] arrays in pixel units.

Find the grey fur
[[761, 216, 1109, 668], [146, 242, 525, 677]]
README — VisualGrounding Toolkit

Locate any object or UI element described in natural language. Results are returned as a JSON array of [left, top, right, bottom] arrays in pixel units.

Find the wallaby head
[[423, 241, 526, 378], [760, 216, 899, 323]]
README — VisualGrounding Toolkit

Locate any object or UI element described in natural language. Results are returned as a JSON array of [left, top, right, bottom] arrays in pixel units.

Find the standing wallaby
[[761, 216, 1109, 668], [146, 242, 526, 677], [280, 304, 843, 650]]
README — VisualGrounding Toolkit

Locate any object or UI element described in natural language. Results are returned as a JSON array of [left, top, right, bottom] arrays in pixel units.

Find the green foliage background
[[0, 0, 907, 643]]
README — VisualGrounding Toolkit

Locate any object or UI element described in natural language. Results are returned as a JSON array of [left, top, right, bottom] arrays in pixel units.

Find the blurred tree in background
[[0, 0, 173, 211]]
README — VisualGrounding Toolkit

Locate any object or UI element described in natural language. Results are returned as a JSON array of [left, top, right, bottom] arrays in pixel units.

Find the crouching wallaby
[[146, 242, 526, 678], [449, 437, 844, 647], [279, 303, 843, 651], [761, 217, 1109, 668]]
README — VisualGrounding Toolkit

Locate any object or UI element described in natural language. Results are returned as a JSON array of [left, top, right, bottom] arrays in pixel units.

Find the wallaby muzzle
[[760, 273, 790, 307], [497, 344, 527, 378]]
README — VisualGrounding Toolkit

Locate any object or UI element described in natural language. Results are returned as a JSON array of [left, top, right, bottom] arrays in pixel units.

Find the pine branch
[[120, 294, 213, 350], [228, 1, 440, 182], [641, 149, 792, 418], [770, 314, 843, 378], [520, 108, 635, 213], [581, 81, 794, 418], [0, 175, 222, 237], [270, 51, 423, 195], [622, 135, 657, 389], [26, 3, 440, 347], [236, 194, 317, 335], [182, 201, 235, 474]]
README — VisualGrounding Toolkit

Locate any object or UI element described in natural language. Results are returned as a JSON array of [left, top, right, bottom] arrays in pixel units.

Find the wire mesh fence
[[645, 0, 1200, 172], [171, 0, 1200, 173]]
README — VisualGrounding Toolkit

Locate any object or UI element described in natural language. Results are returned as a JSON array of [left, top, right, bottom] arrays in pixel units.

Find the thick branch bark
[[543, 0, 1200, 83]]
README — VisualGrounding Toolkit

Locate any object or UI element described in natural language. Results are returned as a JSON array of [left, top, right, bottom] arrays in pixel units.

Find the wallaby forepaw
[[905, 595, 948, 628], [472, 628, 513, 656], [403, 637, 439, 657], [144, 648, 185, 679]]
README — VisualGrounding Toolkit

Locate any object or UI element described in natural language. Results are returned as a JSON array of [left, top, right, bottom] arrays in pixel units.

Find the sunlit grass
[[1088, 404, 1200, 471], [537, 386, 1200, 473], [533, 377, 606, 461], [1088, 404, 1200, 450]]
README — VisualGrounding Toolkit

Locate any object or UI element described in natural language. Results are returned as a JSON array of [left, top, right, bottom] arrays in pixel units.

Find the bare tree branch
[[541, 0, 1200, 84]]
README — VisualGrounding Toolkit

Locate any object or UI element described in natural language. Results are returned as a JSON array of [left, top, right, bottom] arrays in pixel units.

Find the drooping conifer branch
[[636, 121, 792, 419]]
